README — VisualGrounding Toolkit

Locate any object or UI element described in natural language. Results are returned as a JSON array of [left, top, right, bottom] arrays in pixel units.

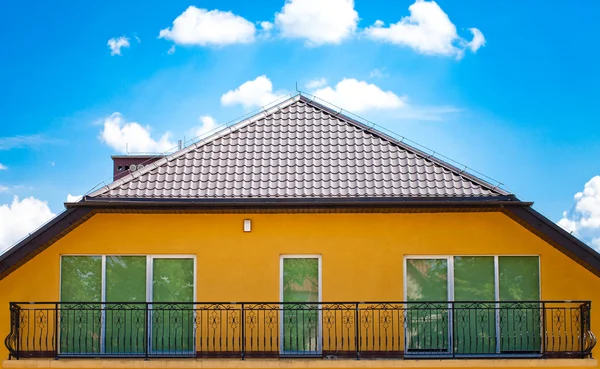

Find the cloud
[[193, 115, 218, 138], [66, 194, 83, 203], [305, 78, 327, 89], [0, 196, 55, 254], [369, 68, 388, 79], [275, 0, 358, 46], [107, 36, 130, 56], [99, 113, 175, 154], [159, 6, 255, 46], [467, 28, 485, 52], [558, 176, 600, 250], [0, 163, 6, 170], [167, 45, 176, 55], [260, 21, 273, 32], [221, 75, 286, 109], [364, 0, 484, 57], [311, 78, 405, 112], [0, 135, 53, 150], [0, 186, 8, 192]]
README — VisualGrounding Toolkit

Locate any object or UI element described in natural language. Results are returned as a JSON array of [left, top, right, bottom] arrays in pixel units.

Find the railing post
[[451, 302, 455, 358], [241, 303, 245, 360], [541, 302, 546, 358], [144, 303, 149, 361], [54, 303, 59, 360], [14, 304, 20, 360], [355, 303, 360, 360], [580, 303, 586, 358]]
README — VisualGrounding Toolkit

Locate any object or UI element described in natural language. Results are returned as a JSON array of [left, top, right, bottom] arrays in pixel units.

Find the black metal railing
[[5, 301, 595, 360]]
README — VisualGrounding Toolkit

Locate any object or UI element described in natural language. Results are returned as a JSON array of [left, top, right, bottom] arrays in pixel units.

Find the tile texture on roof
[[90, 97, 508, 199]]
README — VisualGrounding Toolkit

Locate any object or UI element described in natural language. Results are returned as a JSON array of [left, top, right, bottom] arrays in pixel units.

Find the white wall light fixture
[[243, 219, 252, 232]]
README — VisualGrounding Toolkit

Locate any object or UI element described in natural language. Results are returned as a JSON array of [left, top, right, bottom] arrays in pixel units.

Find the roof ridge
[[298, 96, 510, 196], [87, 93, 510, 200], [87, 95, 302, 198]]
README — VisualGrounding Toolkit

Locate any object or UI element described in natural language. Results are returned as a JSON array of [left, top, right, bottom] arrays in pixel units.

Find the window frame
[[58, 254, 197, 355], [403, 255, 541, 302]]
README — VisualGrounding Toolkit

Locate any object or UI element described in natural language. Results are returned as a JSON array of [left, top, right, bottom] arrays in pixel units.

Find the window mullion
[[101, 255, 106, 354], [494, 256, 500, 354]]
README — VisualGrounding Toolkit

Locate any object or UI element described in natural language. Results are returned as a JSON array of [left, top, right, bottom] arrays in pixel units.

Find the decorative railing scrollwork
[[4, 300, 594, 360]]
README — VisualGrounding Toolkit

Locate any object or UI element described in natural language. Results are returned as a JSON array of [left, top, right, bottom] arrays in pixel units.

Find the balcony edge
[[2, 359, 598, 369]]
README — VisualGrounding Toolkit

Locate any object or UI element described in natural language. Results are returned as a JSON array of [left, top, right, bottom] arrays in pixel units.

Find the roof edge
[[0, 208, 94, 280], [88, 95, 302, 198], [71, 195, 528, 209], [504, 206, 600, 278], [298, 95, 510, 196]]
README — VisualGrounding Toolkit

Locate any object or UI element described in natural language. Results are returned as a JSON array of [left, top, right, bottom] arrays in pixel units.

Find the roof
[[87, 95, 510, 201], [2, 94, 600, 281]]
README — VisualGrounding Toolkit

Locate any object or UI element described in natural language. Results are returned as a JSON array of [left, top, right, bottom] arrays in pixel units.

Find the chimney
[[111, 155, 164, 181]]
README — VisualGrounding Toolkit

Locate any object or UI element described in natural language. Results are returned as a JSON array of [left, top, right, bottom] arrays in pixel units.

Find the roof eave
[[68, 195, 530, 209]]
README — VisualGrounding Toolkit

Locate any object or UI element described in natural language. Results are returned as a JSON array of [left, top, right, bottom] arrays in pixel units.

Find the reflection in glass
[[406, 259, 449, 353], [282, 258, 319, 353], [60, 256, 102, 354]]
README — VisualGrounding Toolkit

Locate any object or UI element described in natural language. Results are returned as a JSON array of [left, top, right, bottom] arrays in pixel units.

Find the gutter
[[67, 196, 532, 209]]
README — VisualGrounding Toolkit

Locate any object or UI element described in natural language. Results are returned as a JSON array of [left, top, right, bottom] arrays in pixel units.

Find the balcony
[[5, 301, 595, 361]]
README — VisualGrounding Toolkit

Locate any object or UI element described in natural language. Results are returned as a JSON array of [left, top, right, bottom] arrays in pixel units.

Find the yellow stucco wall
[[1, 210, 599, 368]]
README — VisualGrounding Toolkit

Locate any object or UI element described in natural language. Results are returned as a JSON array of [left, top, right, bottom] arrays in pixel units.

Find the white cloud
[[558, 176, 600, 250], [305, 78, 327, 89], [193, 115, 218, 138], [0, 196, 55, 254], [167, 45, 176, 55], [66, 194, 83, 203], [312, 78, 405, 112], [0, 163, 6, 170], [467, 28, 485, 52], [364, 0, 484, 57], [159, 6, 255, 46], [260, 21, 273, 32], [0, 186, 8, 192], [275, 0, 358, 46], [100, 113, 175, 154], [107, 36, 130, 56], [221, 75, 286, 109], [369, 68, 388, 79]]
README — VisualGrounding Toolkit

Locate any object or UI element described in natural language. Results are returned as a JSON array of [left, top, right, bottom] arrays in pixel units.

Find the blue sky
[[1, 0, 599, 251]]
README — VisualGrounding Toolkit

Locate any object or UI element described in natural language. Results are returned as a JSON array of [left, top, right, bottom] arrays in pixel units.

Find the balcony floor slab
[[2, 359, 598, 369]]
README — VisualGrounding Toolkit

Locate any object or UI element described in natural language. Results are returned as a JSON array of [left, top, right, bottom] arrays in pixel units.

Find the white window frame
[[58, 254, 197, 355], [403, 255, 541, 356], [279, 254, 323, 355]]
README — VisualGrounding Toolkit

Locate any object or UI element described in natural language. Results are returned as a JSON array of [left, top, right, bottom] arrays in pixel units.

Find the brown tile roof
[[88, 95, 510, 200]]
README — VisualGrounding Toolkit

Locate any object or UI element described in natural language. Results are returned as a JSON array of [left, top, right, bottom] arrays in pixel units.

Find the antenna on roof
[[295, 81, 299, 93], [178, 140, 182, 150]]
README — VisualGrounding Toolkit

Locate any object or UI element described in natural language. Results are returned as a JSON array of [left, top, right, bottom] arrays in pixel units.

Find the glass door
[[405, 258, 450, 355], [453, 256, 496, 354], [281, 256, 321, 355], [105, 256, 147, 354], [150, 257, 195, 355], [498, 256, 541, 353], [59, 256, 102, 355]]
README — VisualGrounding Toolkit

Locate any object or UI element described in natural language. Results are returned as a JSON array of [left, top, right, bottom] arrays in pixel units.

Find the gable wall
[[1, 211, 599, 362]]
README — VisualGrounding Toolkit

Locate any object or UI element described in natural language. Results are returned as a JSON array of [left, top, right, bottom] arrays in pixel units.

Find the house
[[1, 94, 599, 369]]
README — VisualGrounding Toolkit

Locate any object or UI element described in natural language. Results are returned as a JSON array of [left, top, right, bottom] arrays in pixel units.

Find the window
[[60, 255, 195, 355], [405, 256, 540, 355]]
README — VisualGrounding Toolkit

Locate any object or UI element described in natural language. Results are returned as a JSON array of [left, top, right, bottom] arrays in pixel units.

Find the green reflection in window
[[60, 256, 102, 354], [453, 256, 495, 354], [499, 256, 541, 353], [406, 259, 449, 353], [105, 256, 147, 354], [151, 258, 194, 354], [282, 258, 319, 353]]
